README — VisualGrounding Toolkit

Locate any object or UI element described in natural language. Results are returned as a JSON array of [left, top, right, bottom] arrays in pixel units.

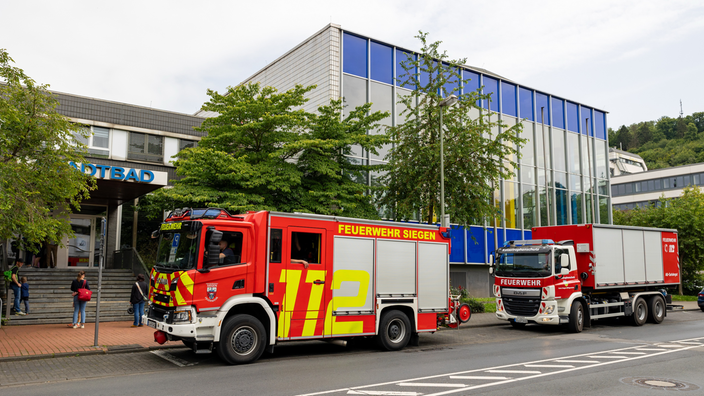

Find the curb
[[0, 343, 182, 363]]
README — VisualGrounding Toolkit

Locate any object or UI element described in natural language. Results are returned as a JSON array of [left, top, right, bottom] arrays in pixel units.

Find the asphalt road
[[2, 310, 703, 395]]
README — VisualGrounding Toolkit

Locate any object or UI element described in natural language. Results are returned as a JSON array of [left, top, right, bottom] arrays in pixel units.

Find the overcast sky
[[2, 0, 703, 129]]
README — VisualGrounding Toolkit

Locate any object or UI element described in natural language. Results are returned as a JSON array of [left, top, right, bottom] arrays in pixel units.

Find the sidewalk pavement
[[0, 321, 179, 362], [0, 301, 699, 362]]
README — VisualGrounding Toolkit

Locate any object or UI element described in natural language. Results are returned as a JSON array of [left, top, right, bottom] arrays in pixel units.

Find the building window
[[462, 69, 480, 105], [566, 101, 578, 132], [594, 110, 606, 140], [128, 132, 163, 163], [73, 125, 110, 158], [343, 33, 367, 78], [581, 106, 593, 136], [552, 97, 565, 129], [536, 92, 550, 125], [484, 76, 499, 112], [501, 82, 517, 117], [396, 49, 415, 89], [519, 87, 534, 121], [370, 41, 393, 85], [179, 139, 196, 152], [442, 65, 460, 98]]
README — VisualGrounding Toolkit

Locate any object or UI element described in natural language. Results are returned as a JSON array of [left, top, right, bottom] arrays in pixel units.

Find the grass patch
[[473, 297, 495, 303], [671, 294, 698, 301], [484, 303, 497, 313]]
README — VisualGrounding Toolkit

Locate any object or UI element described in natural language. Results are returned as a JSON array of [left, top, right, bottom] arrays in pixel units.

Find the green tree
[[613, 186, 704, 294], [139, 83, 389, 218], [0, 49, 95, 253], [380, 32, 524, 225], [684, 122, 698, 141]]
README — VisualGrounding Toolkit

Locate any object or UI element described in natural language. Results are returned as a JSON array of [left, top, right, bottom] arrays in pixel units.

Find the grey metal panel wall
[[418, 242, 448, 311], [376, 239, 416, 296], [593, 228, 625, 284], [644, 232, 664, 281], [55, 92, 205, 137], [622, 230, 646, 282], [332, 236, 374, 313]]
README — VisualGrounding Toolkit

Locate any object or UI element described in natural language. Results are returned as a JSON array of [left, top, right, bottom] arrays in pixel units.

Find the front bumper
[[143, 306, 220, 341], [495, 298, 561, 325]]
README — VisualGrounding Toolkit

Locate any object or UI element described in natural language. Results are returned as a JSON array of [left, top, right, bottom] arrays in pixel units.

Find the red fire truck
[[490, 224, 680, 332], [145, 208, 463, 364]]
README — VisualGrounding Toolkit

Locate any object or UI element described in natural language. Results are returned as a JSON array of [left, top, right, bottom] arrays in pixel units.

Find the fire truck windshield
[[155, 228, 200, 271], [496, 252, 551, 278]]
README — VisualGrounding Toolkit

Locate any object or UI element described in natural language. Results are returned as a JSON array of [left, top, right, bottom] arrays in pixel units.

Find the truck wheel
[[458, 304, 472, 323], [510, 320, 526, 329], [631, 298, 648, 326], [647, 296, 665, 324], [378, 310, 411, 351], [568, 301, 584, 333], [217, 314, 266, 364]]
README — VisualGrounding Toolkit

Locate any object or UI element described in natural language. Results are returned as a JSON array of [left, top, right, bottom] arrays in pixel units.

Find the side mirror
[[488, 254, 495, 274], [151, 230, 160, 239], [558, 253, 570, 276], [489, 266, 494, 275], [206, 230, 223, 269]]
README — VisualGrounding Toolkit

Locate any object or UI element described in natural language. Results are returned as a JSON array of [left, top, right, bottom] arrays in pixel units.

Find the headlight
[[172, 309, 192, 323], [544, 305, 555, 315]]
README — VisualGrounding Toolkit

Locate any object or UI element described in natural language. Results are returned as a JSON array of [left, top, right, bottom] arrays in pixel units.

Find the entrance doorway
[[59, 215, 105, 267]]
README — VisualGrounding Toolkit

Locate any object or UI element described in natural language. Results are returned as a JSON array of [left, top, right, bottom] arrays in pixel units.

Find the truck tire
[[568, 301, 584, 333], [378, 310, 411, 351], [217, 314, 266, 364], [631, 298, 648, 326], [647, 295, 665, 324]]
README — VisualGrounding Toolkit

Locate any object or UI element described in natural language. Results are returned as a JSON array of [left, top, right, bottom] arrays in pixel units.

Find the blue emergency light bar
[[503, 239, 555, 247]]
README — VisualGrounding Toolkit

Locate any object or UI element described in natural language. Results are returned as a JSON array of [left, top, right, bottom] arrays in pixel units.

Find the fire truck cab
[[145, 208, 455, 364]]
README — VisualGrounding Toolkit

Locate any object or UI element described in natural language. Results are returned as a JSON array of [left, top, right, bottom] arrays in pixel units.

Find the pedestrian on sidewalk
[[130, 274, 148, 327], [20, 276, 30, 314], [71, 271, 90, 329], [9, 259, 26, 315]]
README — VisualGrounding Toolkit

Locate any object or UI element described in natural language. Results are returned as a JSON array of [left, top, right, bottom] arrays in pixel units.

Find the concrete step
[[5, 314, 134, 326]]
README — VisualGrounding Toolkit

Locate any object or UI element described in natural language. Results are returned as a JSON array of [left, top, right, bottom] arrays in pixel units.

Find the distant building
[[611, 163, 704, 210], [609, 148, 647, 177]]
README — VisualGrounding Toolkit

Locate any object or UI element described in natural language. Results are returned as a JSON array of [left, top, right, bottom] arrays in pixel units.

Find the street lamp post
[[438, 94, 459, 228]]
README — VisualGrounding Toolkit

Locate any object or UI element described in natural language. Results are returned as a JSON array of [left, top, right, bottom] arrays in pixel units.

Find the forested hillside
[[608, 112, 704, 170]]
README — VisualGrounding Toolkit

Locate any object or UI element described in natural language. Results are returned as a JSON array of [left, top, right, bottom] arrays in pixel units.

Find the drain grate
[[621, 377, 701, 391]]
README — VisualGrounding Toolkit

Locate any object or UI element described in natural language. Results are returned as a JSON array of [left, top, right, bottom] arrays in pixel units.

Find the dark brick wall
[[55, 91, 205, 137]]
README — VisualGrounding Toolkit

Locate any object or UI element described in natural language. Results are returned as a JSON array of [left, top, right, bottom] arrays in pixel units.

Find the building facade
[[610, 147, 648, 177], [6, 91, 205, 269], [239, 24, 612, 296], [611, 163, 704, 210]]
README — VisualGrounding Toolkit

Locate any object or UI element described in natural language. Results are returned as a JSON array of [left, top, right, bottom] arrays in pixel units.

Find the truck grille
[[503, 295, 541, 317], [148, 305, 174, 324]]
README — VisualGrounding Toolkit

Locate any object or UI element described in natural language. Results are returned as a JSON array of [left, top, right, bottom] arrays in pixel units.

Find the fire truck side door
[[192, 226, 252, 311], [279, 227, 328, 339]]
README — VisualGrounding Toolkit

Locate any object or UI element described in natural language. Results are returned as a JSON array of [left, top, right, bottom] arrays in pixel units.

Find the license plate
[[147, 319, 157, 329], [514, 317, 527, 324]]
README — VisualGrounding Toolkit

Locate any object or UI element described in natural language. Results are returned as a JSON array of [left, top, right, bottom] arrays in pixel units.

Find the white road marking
[[656, 344, 686, 348], [525, 364, 574, 368], [150, 350, 197, 367], [555, 360, 601, 364], [398, 383, 466, 388], [347, 391, 423, 395], [613, 352, 646, 355], [449, 376, 510, 380], [297, 336, 704, 396], [486, 370, 542, 374]]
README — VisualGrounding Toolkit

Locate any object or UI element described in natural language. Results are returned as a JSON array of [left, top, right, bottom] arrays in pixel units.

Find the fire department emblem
[[206, 283, 218, 302]]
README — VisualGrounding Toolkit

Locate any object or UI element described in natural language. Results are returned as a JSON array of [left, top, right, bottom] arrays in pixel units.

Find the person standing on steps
[[10, 259, 26, 315], [70, 271, 90, 329], [20, 276, 30, 314], [130, 274, 148, 327]]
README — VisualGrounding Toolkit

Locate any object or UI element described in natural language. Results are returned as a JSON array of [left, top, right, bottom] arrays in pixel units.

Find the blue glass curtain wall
[[340, 30, 611, 234]]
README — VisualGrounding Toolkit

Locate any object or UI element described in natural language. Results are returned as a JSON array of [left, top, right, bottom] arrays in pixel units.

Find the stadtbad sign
[[69, 162, 168, 185]]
